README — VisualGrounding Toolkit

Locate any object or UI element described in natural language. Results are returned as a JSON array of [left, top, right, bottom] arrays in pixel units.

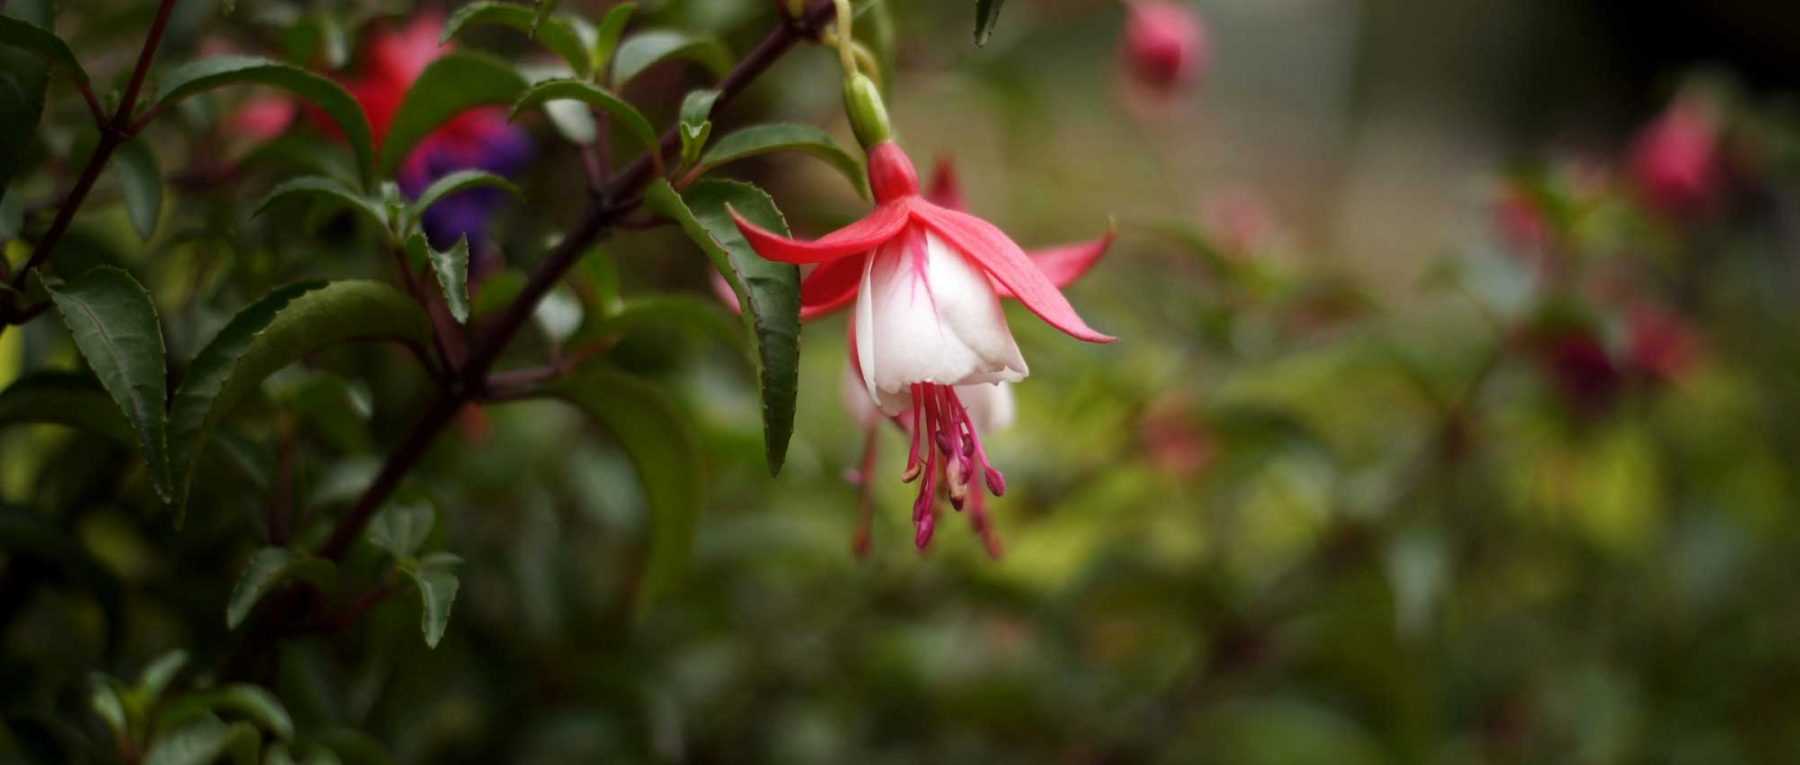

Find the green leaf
[[510, 79, 658, 167], [152, 56, 374, 186], [974, 0, 1007, 45], [116, 138, 163, 241], [0, 31, 47, 205], [610, 29, 729, 90], [407, 233, 472, 324], [41, 267, 172, 500], [553, 370, 702, 610], [157, 685, 294, 740], [531, 0, 560, 38], [590, 3, 637, 76], [226, 547, 335, 629], [144, 720, 261, 765], [677, 88, 718, 167], [168, 282, 431, 513], [410, 169, 519, 224], [0, 15, 89, 88], [89, 675, 127, 736], [254, 176, 389, 235], [368, 502, 434, 559], [378, 51, 528, 177], [443, 1, 596, 78], [403, 554, 460, 648], [0, 372, 131, 442], [693, 123, 865, 195], [645, 179, 800, 475], [137, 650, 189, 702]]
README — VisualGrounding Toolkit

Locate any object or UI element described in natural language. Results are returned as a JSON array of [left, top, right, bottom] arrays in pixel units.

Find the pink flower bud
[[1122, 1, 1208, 97], [1629, 97, 1723, 216]]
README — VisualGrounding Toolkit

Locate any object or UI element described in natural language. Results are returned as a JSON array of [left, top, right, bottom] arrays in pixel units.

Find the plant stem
[[314, 0, 840, 562], [8, 0, 180, 293]]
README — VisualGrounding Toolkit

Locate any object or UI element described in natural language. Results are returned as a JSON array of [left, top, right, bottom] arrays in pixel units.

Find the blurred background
[[7, 0, 1800, 762]]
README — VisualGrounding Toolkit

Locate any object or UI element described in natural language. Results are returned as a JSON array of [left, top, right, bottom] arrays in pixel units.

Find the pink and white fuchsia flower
[[731, 143, 1114, 553]]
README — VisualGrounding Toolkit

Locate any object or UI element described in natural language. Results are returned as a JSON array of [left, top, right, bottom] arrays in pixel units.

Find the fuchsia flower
[[732, 144, 1114, 552], [1121, 1, 1209, 98], [340, 14, 532, 247], [1629, 96, 1722, 217]]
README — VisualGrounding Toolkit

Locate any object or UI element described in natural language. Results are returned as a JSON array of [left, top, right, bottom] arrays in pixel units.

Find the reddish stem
[[9, 0, 180, 292]]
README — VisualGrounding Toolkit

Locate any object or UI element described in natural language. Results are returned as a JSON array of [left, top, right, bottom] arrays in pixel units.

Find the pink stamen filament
[[895, 382, 1012, 552]]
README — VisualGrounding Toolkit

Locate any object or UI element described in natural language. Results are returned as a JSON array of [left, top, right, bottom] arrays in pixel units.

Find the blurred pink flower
[[1494, 185, 1550, 254], [227, 94, 298, 142], [1139, 393, 1214, 480], [1121, 1, 1209, 98], [1200, 189, 1277, 255], [732, 145, 1114, 552], [1626, 303, 1700, 383], [1629, 96, 1722, 216]]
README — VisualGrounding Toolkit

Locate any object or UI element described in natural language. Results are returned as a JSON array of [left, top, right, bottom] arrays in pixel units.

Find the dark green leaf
[[410, 169, 519, 224], [0, 11, 60, 201], [0, 15, 89, 87], [254, 176, 389, 234], [0, 43, 47, 206], [645, 179, 800, 475], [553, 369, 703, 610], [591, 3, 636, 76], [144, 720, 260, 765], [407, 232, 472, 324], [41, 267, 172, 500], [0, 372, 131, 442], [610, 30, 729, 90], [168, 282, 432, 513], [368, 502, 434, 559], [444, 2, 596, 78], [378, 51, 527, 177], [974, 0, 1007, 45], [403, 553, 461, 648], [152, 56, 374, 186], [693, 123, 865, 195], [157, 685, 294, 740], [116, 138, 163, 241], [226, 547, 334, 629], [510, 79, 658, 167], [315, 727, 394, 765]]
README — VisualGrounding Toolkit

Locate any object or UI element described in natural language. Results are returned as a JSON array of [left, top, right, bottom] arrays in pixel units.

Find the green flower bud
[[843, 72, 892, 149]]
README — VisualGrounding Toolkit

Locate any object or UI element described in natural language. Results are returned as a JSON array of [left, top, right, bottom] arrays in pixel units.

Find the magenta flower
[[1629, 96, 1722, 217], [731, 142, 1114, 551], [342, 14, 532, 248], [1121, 1, 1209, 98]]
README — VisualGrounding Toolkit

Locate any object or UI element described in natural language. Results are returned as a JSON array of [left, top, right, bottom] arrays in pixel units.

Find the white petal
[[855, 254, 880, 409], [954, 381, 1015, 434], [853, 226, 1027, 416]]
